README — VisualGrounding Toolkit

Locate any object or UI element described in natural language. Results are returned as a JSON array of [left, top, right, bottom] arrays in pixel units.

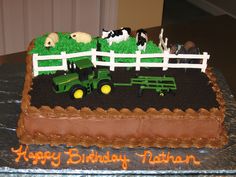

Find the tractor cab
[[67, 58, 95, 81]]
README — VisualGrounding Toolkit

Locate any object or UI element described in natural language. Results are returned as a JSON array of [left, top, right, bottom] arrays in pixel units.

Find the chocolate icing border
[[16, 41, 227, 148]]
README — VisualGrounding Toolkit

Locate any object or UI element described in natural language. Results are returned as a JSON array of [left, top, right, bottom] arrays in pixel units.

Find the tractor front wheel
[[98, 80, 113, 95], [70, 85, 87, 99]]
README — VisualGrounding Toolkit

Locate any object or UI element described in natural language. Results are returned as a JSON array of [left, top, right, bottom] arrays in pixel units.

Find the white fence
[[32, 29, 210, 77], [32, 49, 210, 76]]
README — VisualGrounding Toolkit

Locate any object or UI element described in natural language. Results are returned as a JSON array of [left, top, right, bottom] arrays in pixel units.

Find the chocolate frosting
[[16, 41, 227, 148]]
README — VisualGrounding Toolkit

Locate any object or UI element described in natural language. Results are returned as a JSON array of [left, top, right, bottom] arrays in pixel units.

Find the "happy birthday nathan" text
[[11, 145, 200, 170]]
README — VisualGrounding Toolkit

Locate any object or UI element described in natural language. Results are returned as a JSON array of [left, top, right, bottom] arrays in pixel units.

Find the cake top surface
[[25, 28, 217, 113]]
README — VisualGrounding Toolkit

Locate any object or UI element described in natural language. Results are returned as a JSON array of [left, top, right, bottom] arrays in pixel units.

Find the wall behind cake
[[187, 0, 236, 18], [0, 0, 103, 55], [0, 0, 164, 55], [117, 0, 163, 30]]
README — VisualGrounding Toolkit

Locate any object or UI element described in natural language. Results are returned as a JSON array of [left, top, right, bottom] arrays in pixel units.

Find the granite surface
[[0, 62, 235, 176]]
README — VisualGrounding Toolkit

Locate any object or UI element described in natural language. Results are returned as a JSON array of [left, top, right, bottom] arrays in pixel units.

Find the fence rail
[[32, 48, 210, 76]]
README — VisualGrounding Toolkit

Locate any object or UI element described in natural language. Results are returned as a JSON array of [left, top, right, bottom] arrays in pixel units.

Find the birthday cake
[[16, 28, 227, 148]]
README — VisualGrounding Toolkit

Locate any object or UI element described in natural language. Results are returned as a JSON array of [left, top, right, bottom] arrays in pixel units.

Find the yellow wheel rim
[[101, 84, 111, 95], [74, 89, 84, 99]]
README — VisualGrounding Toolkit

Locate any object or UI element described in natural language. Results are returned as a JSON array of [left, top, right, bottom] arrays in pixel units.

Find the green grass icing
[[30, 32, 163, 74], [98, 37, 162, 63], [30, 32, 97, 55]]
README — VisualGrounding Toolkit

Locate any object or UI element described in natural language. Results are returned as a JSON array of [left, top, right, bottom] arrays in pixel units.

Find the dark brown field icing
[[29, 68, 218, 110]]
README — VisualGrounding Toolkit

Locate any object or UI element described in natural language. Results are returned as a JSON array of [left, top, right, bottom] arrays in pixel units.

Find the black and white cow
[[136, 29, 148, 51], [102, 27, 131, 46]]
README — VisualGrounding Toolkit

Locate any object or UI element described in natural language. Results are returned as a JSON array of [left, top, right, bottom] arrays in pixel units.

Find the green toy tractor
[[52, 58, 112, 99]]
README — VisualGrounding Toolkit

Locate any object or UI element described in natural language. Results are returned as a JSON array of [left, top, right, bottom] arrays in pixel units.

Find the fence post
[[135, 50, 141, 71], [110, 50, 115, 71], [159, 28, 163, 49], [162, 48, 170, 71], [164, 37, 168, 50], [201, 52, 209, 72], [91, 48, 97, 67], [32, 54, 39, 77], [61, 51, 68, 71]]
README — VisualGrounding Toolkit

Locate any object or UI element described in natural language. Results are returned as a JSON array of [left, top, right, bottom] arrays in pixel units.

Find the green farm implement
[[114, 76, 177, 96]]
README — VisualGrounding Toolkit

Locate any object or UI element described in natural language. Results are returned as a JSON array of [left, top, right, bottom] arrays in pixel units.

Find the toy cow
[[70, 32, 92, 44], [102, 27, 131, 46], [136, 29, 148, 51], [170, 41, 200, 63], [44, 32, 59, 48]]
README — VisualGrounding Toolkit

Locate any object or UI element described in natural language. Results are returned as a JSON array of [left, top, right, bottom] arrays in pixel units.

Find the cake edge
[[16, 40, 228, 148]]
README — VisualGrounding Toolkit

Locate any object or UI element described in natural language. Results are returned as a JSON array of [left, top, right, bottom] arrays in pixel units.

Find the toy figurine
[[44, 32, 59, 48], [52, 58, 112, 99], [170, 41, 200, 63], [136, 29, 148, 51], [114, 75, 176, 96], [102, 27, 131, 46], [69, 32, 92, 44]]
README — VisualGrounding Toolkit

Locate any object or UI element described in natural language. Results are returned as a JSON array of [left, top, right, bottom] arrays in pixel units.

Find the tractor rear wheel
[[70, 85, 87, 99], [98, 80, 113, 95]]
